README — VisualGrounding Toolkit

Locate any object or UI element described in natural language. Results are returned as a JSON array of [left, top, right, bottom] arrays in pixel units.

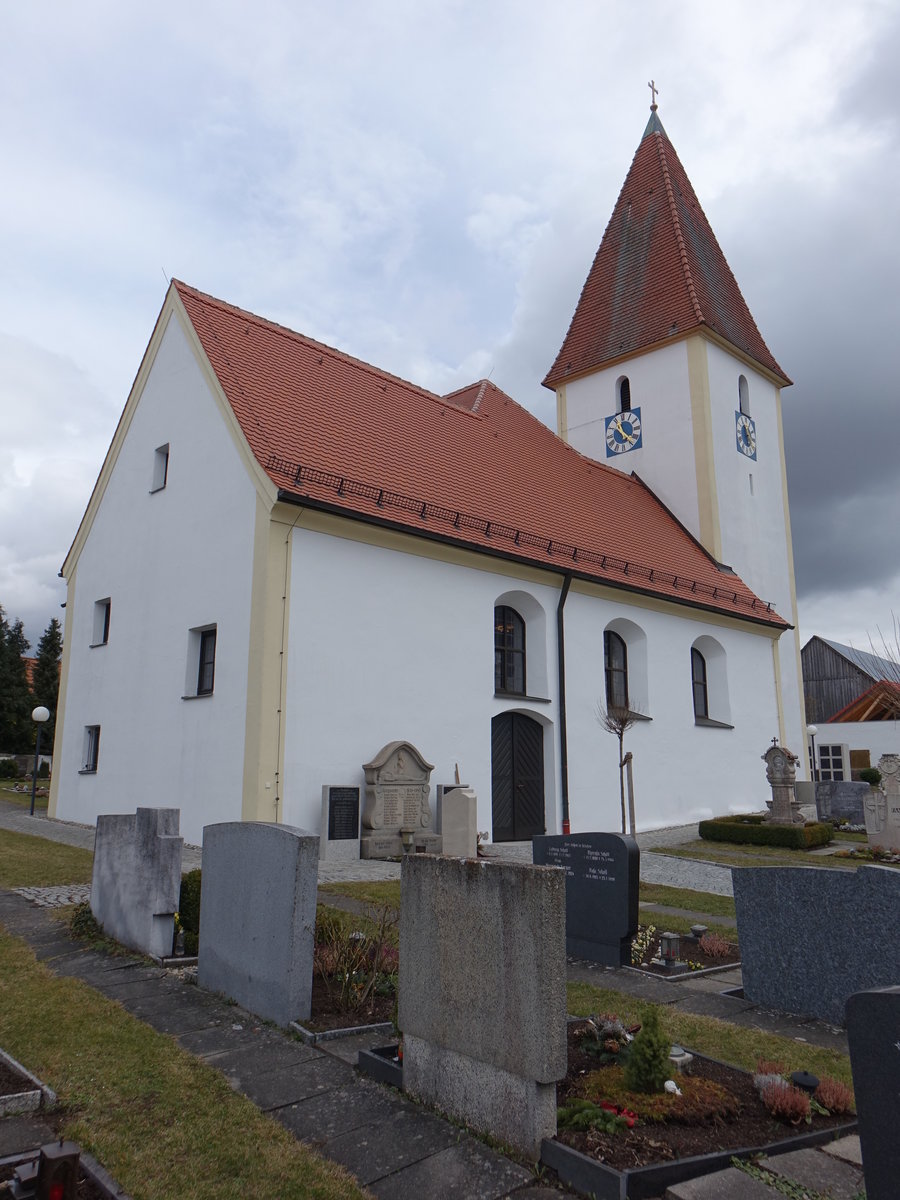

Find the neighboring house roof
[[175, 280, 786, 628], [23, 657, 36, 688], [817, 638, 900, 683], [830, 680, 900, 723], [543, 111, 790, 389]]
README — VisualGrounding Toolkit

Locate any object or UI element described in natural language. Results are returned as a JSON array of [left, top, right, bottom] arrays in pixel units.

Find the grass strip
[[566, 981, 853, 1089], [319, 880, 401, 908], [0, 929, 368, 1200], [657, 841, 856, 870], [638, 883, 736, 919], [0, 828, 93, 887]]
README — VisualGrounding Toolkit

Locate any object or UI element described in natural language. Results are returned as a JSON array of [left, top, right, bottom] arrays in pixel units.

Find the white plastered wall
[[281, 524, 784, 838], [812, 720, 900, 770], [53, 315, 258, 846]]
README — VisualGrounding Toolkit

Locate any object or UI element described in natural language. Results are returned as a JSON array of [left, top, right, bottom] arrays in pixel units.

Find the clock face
[[735, 412, 757, 459], [605, 407, 642, 456]]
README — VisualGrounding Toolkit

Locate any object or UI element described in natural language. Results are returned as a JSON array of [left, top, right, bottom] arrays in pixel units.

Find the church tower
[[544, 97, 806, 758]]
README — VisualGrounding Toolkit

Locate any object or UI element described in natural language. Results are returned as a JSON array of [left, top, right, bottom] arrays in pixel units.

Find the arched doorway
[[491, 712, 545, 842]]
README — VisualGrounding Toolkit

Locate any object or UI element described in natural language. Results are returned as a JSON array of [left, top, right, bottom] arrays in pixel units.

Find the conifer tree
[[32, 618, 63, 747], [0, 607, 32, 753]]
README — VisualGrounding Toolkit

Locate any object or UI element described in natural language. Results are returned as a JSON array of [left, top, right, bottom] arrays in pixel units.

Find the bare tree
[[596, 703, 640, 834]]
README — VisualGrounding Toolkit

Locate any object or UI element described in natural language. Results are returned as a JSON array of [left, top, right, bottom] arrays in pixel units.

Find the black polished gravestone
[[532, 832, 639, 966], [327, 787, 360, 841], [846, 985, 900, 1200]]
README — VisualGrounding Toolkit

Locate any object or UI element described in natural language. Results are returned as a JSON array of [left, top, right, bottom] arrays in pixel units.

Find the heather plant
[[758, 1079, 810, 1124], [698, 931, 732, 959], [814, 1076, 855, 1115], [623, 1005, 670, 1094]]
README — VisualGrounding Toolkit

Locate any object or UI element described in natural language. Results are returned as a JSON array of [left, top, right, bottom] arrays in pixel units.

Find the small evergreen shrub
[[623, 1006, 670, 1095], [859, 767, 882, 787], [0, 759, 19, 779], [178, 869, 202, 955], [38, 761, 50, 778], [699, 816, 832, 850]]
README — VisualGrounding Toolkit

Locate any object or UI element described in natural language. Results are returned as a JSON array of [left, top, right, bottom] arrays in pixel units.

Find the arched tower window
[[604, 630, 628, 710], [495, 606, 526, 695], [617, 376, 631, 413], [738, 375, 750, 416]]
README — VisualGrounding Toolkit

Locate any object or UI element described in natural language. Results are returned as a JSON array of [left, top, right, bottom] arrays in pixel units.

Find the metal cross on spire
[[648, 79, 659, 111]]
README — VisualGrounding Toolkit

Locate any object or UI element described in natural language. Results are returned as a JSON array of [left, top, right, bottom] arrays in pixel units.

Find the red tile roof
[[175, 281, 787, 627], [829, 680, 900, 723], [543, 112, 790, 389]]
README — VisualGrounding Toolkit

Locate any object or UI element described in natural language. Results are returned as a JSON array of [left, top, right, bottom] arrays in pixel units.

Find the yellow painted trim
[[61, 285, 277, 581], [557, 385, 568, 441], [241, 497, 294, 822], [47, 569, 77, 818], [279, 503, 780, 640], [772, 638, 787, 746], [686, 337, 722, 561]]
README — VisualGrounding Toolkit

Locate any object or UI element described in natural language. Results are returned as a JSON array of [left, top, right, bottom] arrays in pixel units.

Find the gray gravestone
[[360, 740, 442, 859], [439, 786, 478, 857], [814, 780, 870, 825], [399, 855, 567, 1159], [198, 822, 318, 1027], [319, 785, 361, 862], [734, 865, 900, 1024], [846, 985, 900, 1200], [532, 832, 639, 966], [90, 807, 182, 958]]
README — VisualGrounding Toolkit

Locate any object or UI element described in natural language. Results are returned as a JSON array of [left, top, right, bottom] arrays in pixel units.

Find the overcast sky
[[2, 1, 898, 661]]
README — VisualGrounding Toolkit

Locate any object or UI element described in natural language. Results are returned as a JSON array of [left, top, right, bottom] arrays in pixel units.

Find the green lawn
[[566, 981, 853, 1090], [319, 880, 401, 908], [638, 882, 736, 919], [0, 931, 367, 1200], [0, 780, 49, 811], [0, 828, 93, 887], [657, 840, 858, 870]]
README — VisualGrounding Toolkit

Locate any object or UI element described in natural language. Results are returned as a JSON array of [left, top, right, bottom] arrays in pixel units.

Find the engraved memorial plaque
[[360, 740, 442, 859], [328, 787, 360, 841]]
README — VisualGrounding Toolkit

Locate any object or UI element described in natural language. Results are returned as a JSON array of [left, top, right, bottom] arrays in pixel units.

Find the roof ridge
[[653, 132, 703, 325]]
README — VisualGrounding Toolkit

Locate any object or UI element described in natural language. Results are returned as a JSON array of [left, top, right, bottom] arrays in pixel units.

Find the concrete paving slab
[[177, 1021, 276, 1058], [765, 1147, 865, 1199], [664, 1165, 775, 1197], [315, 1029, 398, 1066], [122, 994, 226, 1037], [236, 1055, 354, 1111], [0, 1114, 57, 1157], [274, 1078, 409, 1145], [325, 1106, 460, 1185], [670, 991, 757, 1017], [91, 976, 176, 1001], [203, 1039, 321, 1079], [367, 1137, 533, 1200], [822, 1133, 863, 1166]]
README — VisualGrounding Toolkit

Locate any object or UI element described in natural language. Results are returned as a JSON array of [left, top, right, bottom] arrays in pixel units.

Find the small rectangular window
[[151, 443, 169, 492], [82, 725, 100, 773], [197, 628, 216, 695], [818, 744, 845, 782], [92, 599, 111, 646]]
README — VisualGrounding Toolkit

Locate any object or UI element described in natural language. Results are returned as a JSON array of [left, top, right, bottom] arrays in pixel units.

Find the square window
[[92, 598, 111, 646], [151, 443, 169, 492], [82, 725, 100, 773]]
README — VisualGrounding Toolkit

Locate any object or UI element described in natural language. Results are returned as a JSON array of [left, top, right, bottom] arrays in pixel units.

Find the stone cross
[[648, 79, 659, 109]]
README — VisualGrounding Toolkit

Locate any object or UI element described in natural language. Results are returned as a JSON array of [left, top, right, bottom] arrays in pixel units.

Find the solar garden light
[[29, 706, 50, 817]]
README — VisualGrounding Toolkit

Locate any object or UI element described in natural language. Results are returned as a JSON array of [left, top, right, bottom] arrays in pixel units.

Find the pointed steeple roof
[[543, 110, 790, 388]]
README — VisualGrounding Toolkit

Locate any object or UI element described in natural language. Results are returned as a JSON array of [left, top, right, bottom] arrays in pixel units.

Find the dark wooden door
[[491, 712, 545, 841]]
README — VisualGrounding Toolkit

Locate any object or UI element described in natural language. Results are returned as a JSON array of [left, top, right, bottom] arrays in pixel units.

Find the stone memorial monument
[[762, 741, 803, 824], [533, 832, 639, 966], [319, 785, 361, 862], [360, 740, 442, 859], [863, 753, 900, 853]]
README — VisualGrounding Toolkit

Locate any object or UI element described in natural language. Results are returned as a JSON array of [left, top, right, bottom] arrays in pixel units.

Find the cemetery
[[4, 744, 899, 1199]]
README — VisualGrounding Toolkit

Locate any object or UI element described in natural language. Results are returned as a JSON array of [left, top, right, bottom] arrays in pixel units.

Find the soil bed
[[0, 1058, 32, 1097], [555, 1020, 852, 1172], [631, 930, 739, 973], [301, 974, 395, 1033]]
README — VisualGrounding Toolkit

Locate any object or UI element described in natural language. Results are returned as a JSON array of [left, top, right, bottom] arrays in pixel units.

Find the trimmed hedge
[[698, 815, 833, 850], [179, 868, 202, 956]]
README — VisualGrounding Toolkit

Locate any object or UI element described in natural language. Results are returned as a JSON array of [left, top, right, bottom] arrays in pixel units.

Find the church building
[[50, 105, 806, 847]]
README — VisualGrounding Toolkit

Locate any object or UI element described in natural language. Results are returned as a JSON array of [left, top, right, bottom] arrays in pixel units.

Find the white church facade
[[50, 108, 806, 847]]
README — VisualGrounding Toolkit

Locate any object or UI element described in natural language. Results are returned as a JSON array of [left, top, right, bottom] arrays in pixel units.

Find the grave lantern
[[659, 931, 681, 962]]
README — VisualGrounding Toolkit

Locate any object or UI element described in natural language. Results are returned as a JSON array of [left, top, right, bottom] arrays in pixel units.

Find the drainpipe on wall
[[557, 573, 573, 835]]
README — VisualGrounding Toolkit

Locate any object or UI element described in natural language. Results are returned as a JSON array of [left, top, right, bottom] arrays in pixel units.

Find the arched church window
[[604, 630, 628, 710], [691, 647, 708, 719], [738, 375, 750, 416], [495, 606, 525, 695], [617, 376, 632, 412]]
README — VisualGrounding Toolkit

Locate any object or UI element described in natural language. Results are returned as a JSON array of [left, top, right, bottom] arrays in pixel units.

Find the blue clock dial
[[605, 407, 643, 456], [735, 412, 757, 460]]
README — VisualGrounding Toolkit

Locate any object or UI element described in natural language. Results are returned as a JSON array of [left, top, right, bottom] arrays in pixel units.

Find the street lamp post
[[806, 723, 818, 783], [30, 706, 50, 817]]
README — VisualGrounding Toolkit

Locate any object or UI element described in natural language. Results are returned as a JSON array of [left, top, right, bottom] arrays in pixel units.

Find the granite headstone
[[734, 865, 900, 1024], [532, 832, 639, 966], [813, 780, 869, 825], [846, 985, 900, 1200]]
